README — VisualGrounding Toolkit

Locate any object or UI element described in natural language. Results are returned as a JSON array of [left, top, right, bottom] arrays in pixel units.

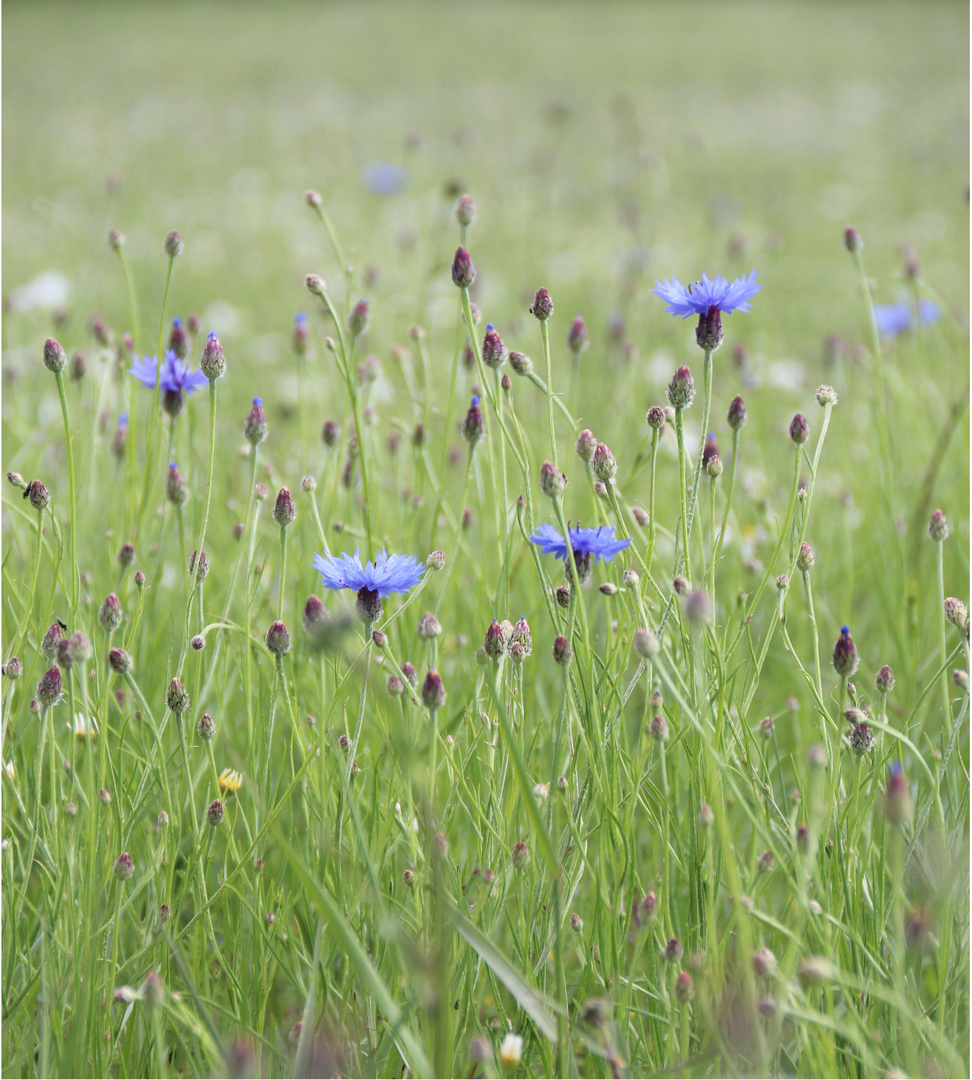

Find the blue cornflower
[[130, 350, 207, 417], [313, 548, 424, 623], [362, 162, 408, 196], [874, 299, 940, 337], [530, 523, 631, 583], [652, 270, 761, 350]]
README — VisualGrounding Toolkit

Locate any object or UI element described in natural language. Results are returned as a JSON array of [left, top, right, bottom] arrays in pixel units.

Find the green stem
[[675, 407, 691, 584], [540, 320, 558, 467], [54, 371, 79, 618]]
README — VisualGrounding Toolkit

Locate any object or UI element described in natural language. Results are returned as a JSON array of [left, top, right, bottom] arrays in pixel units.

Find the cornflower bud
[[98, 593, 122, 634], [816, 384, 838, 406], [292, 312, 309, 356], [273, 488, 295, 527], [883, 762, 912, 826], [107, 228, 125, 251], [166, 678, 189, 714], [166, 462, 188, 507], [244, 398, 267, 444], [70, 350, 87, 381], [347, 298, 370, 338], [42, 623, 63, 659], [305, 189, 322, 208], [530, 288, 553, 321], [38, 665, 64, 708], [954, 669, 969, 693], [760, 716, 774, 740], [575, 429, 597, 462], [3, 658, 22, 681], [43, 337, 66, 374], [207, 799, 225, 827], [567, 314, 588, 355], [509, 350, 532, 375], [24, 480, 50, 512], [752, 947, 776, 978], [511, 841, 530, 870], [848, 717, 874, 755], [164, 230, 183, 258], [844, 226, 862, 254], [667, 364, 695, 409], [454, 193, 476, 227], [510, 616, 532, 659], [305, 273, 326, 296], [90, 317, 111, 347], [875, 665, 895, 694], [300, 476, 316, 494], [757, 850, 775, 873], [727, 395, 747, 430], [675, 971, 695, 1002], [6, 471, 27, 490], [108, 648, 132, 675], [403, 867, 415, 887], [552, 634, 572, 666], [632, 892, 657, 929], [118, 542, 135, 568], [633, 628, 659, 659], [482, 324, 507, 369], [944, 597, 968, 628], [555, 585, 571, 609], [168, 317, 189, 360], [451, 247, 475, 289], [188, 549, 209, 585], [664, 938, 684, 964], [266, 620, 291, 657], [421, 669, 446, 710], [592, 443, 617, 482], [483, 618, 507, 660], [539, 461, 568, 498], [199, 332, 225, 379], [797, 541, 814, 573], [461, 395, 485, 446], [400, 661, 417, 688], [114, 852, 134, 881], [684, 590, 711, 626], [67, 632, 91, 665], [197, 713, 215, 741], [427, 550, 445, 571], [386, 675, 404, 696], [789, 413, 810, 445], [418, 612, 442, 640], [322, 419, 339, 446], [253, 483, 268, 502], [673, 576, 689, 597], [833, 625, 859, 678]]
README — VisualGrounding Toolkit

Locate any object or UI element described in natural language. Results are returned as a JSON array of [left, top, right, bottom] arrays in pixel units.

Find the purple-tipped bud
[[199, 332, 225, 380], [244, 398, 267, 445], [833, 626, 859, 678], [944, 597, 968, 629], [757, 849, 775, 873], [348, 299, 369, 337], [90, 317, 112, 347], [166, 677, 189, 714], [67, 632, 91, 665], [421, 669, 446, 710], [70, 350, 87, 380], [302, 596, 328, 636], [3, 657, 22, 681], [455, 193, 477, 227], [207, 799, 225, 827], [322, 420, 339, 447], [400, 661, 417, 688], [664, 938, 684, 963], [197, 713, 215, 741], [188, 549, 209, 585], [797, 542, 814, 573], [702, 433, 719, 468], [530, 288, 553, 321], [108, 648, 132, 676], [539, 461, 568, 499], [816, 384, 838, 407], [118, 542, 135, 568], [684, 590, 711, 626], [37, 666, 62, 708], [386, 674, 404, 696], [953, 669, 969, 692], [482, 324, 507, 369], [114, 852, 134, 881], [166, 462, 188, 507], [556, 585, 571, 609], [789, 413, 810, 445], [418, 612, 442, 640], [41, 623, 63, 659], [158, 903, 171, 925], [567, 314, 588, 356], [23, 480, 50, 512], [553, 634, 572, 666], [760, 715, 774, 740], [427, 550, 445, 571], [111, 415, 127, 460], [134, 569, 145, 589], [56, 638, 73, 671], [575, 429, 597, 462], [727, 395, 747, 431], [483, 618, 507, 660], [646, 406, 666, 431], [305, 189, 322, 208], [675, 971, 695, 1002], [98, 593, 122, 634], [592, 443, 617, 483], [673, 575, 690, 597], [928, 508, 949, 542], [883, 763, 912, 825], [752, 947, 776, 978], [305, 273, 326, 296], [633, 628, 659, 659], [696, 305, 723, 351], [168, 317, 189, 360], [107, 228, 125, 251], [292, 312, 309, 356], [164, 230, 183, 258], [510, 616, 532, 660], [7, 471, 27, 490], [451, 247, 475, 289], [509, 350, 532, 375], [667, 364, 695, 409], [570, 912, 584, 932], [266, 620, 291, 657], [273, 488, 295, 528], [844, 226, 862, 254], [43, 337, 66, 374], [706, 453, 723, 478], [461, 395, 485, 446], [848, 718, 874, 755], [512, 841, 530, 870], [632, 892, 657, 930], [99, 788, 112, 805], [875, 665, 895, 694]]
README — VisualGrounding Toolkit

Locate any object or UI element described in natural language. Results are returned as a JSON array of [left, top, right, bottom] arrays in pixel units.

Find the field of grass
[[2, 2, 969, 1077]]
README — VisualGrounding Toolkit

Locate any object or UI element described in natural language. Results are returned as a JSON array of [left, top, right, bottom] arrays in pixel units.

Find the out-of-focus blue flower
[[651, 270, 761, 319], [313, 548, 424, 598], [129, 350, 208, 395], [874, 299, 940, 337], [362, 162, 408, 196], [530, 523, 631, 563]]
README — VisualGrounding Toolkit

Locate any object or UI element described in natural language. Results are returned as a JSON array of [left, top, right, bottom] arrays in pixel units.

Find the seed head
[[512, 841, 530, 870], [244, 398, 267, 445], [876, 665, 895, 694], [43, 337, 66, 374], [273, 488, 296, 527], [114, 852, 134, 881], [567, 314, 588, 356], [421, 669, 446, 710], [667, 364, 695, 409], [166, 462, 188, 507], [451, 247, 475, 289], [552, 634, 572, 666], [539, 461, 568, 499], [24, 480, 50, 512], [266, 620, 291, 657], [98, 593, 122, 634], [530, 288, 553, 321], [482, 324, 507, 369], [789, 413, 810, 445], [832, 626, 859, 678], [207, 799, 225, 827], [199, 331, 225, 379], [592, 443, 617, 483], [166, 678, 189, 714]]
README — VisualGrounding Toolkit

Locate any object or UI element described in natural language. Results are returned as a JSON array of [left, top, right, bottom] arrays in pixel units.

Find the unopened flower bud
[[197, 713, 215, 741], [461, 395, 485, 446], [292, 312, 309, 356], [266, 620, 291, 657], [567, 314, 588, 356], [530, 288, 553, 321], [553, 634, 572, 666], [944, 597, 968, 628], [789, 413, 810, 445], [555, 585, 571, 609], [844, 226, 862, 254], [207, 799, 225, 827], [797, 542, 814, 572], [348, 299, 370, 337], [109, 648, 132, 676], [166, 678, 189, 714], [816, 384, 838, 407], [512, 840, 530, 870], [833, 625, 859, 678], [633, 627, 659, 659], [305, 273, 326, 296], [244, 398, 267, 444], [273, 488, 295, 527], [3, 658, 22, 681], [876, 665, 895, 694], [418, 612, 442, 640], [482, 324, 507, 369], [98, 593, 122, 634], [24, 480, 50, 511], [107, 228, 125, 252], [199, 332, 225, 379], [427, 550, 445, 571], [592, 443, 617, 482], [322, 420, 339, 446], [706, 454, 723, 478], [668, 364, 695, 409], [70, 350, 87, 380], [451, 247, 475, 289], [43, 337, 66, 374], [675, 971, 695, 1002], [114, 852, 134, 881], [509, 350, 532, 375], [539, 461, 568, 498], [188, 549, 209, 584], [118, 542, 135, 568], [727, 395, 747, 430], [421, 669, 446, 710], [166, 462, 188, 507], [883, 763, 912, 825]]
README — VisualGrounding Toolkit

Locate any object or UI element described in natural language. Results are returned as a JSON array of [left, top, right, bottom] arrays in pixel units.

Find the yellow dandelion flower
[[218, 768, 243, 795]]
